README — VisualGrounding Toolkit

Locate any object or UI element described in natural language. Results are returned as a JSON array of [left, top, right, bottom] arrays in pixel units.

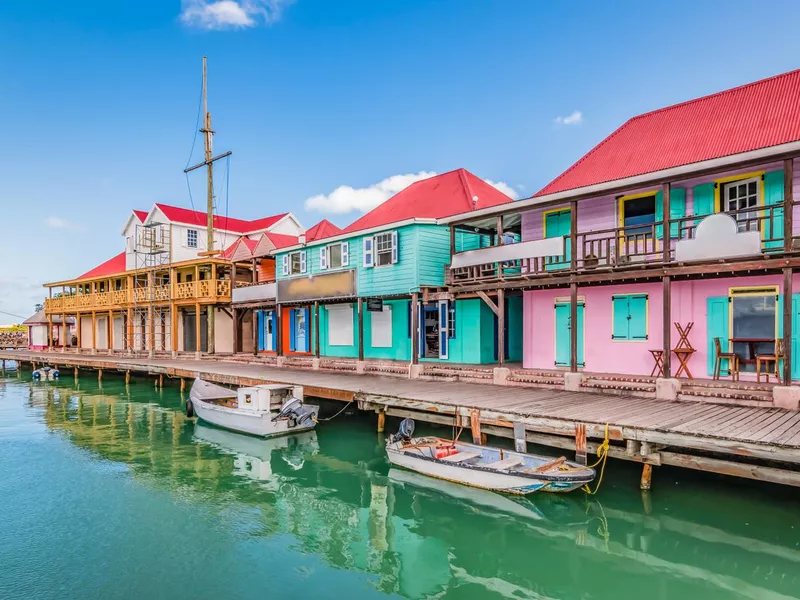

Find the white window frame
[[321, 242, 349, 270], [723, 176, 761, 232], [187, 229, 198, 248], [375, 231, 398, 267], [288, 250, 306, 275]]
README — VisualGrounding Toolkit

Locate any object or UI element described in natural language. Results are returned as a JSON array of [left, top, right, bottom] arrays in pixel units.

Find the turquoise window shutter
[[628, 295, 648, 340], [693, 183, 715, 222], [764, 170, 785, 250], [257, 311, 264, 350], [654, 191, 664, 239], [793, 295, 800, 381], [303, 308, 311, 352], [670, 188, 686, 238], [611, 296, 629, 339], [707, 296, 730, 376]]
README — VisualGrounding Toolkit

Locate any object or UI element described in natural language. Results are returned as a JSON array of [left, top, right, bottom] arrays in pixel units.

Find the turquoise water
[[1, 368, 799, 600]]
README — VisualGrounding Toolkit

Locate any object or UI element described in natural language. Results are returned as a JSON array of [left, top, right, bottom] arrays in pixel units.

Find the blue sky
[[2, 0, 800, 324]]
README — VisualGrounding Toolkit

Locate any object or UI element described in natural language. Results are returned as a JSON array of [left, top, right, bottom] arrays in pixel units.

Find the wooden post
[[377, 410, 385, 434], [410, 293, 419, 364], [513, 422, 527, 453], [497, 289, 505, 365], [251, 258, 258, 283], [449, 225, 456, 256], [108, 310, 113, 353], [575, 423, 587, 465], [252, 309, 258, 356], [314, 301, 321, 358], [357, 297, 364, 361], [73, 367, 78, 378], [663, 276, 671, 377], [48, 314, 53, 349], [125, 371, 130, 384], [91, 311, 96, 352], [171, 304, 179, 353], [569, 282, 578, 372], [98, 368, 103, 381], [232, 307, 239, 354], [570, 199, 578, 271], [783, 267, 793, 385], [470, 409, 482, 445], [180, 378, 186, 392], [159, 374, 163, 388], [76, 312, 82, 350], [208, 266, 216, 355], [784, 158, 793, 252], [126, 307, 133, 352], [195, 302, 201, 354], [496, 216, 504, 243], [275, 306, 283, 356], [640, 463, 653, 491], [662, 182, 671, 264], [62, 285, 67, 350]]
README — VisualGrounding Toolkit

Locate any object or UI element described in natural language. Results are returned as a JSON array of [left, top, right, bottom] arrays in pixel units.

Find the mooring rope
[[315, 392, 360, 422]]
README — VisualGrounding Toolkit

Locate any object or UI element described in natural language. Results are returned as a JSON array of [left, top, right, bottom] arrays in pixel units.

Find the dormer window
[[187, 229, 198, 248]]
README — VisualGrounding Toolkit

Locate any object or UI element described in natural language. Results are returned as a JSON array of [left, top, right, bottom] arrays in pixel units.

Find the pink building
[[445, 69, 800, 386]]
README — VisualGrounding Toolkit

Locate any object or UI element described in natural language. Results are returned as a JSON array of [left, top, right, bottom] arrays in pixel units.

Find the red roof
[[342, 169, 514, 234], [78, 252, 126, 280], [154, 203, 287, 234], [133, 210, 148, 222], [537, 69, 800, 197], [306, 219, 342, 241], [220, 237, 258, 260], [265, 232, 299, 249]]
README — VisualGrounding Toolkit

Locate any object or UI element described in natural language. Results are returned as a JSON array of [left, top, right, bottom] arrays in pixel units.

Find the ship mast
[[184, 56, 232, 354]]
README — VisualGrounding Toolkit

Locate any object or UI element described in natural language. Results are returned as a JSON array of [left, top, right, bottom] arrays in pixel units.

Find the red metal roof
[[342, 169, 514, 234], [77, 252, 127, 280], [133, 210, 148, 222], [536, 69, 800, 197], [219, 237, 258, 260], [154, 203, 287, 234], [265, 232, 299, 249], [306, 219, 342, 241]]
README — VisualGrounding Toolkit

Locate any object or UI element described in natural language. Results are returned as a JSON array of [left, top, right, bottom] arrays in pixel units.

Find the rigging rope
[[183, 71, 204, 212], [315, 393, 359, 422]]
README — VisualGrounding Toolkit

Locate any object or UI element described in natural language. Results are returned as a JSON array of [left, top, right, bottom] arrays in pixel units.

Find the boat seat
[[484, 456, 524, 470], [440, 451, 481, 463]]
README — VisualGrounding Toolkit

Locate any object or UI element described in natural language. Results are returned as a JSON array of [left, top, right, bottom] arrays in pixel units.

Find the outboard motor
[[389, 418, 415, 444], [272, 397, 316, 428]]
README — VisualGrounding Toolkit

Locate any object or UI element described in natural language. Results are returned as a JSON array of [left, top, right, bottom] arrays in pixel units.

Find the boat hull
[[386, 439, 593, 495], [191, 395, 319, 438]]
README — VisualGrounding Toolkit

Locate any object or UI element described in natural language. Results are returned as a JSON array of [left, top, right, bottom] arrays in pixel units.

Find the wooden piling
[[74, 367, 78, 378], [640, 463, 653, 491], [159, 374, 163, 388], [470, 409, 482, 445], [377, 410, 385, 434], [180, 378, 186, 392], [125, 371, 130, 384], [575, 423, 587, 465], [98, 368, 103, 381]]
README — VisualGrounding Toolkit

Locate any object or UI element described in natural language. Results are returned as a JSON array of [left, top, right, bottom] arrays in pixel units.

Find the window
[[722, 177, 760, 232], [731, 288, 777, 371], [290, 252, 302, 275], [187, 229, 198, 248], [611, 294, 648, 340], [283, 251, 306, 276], [327, 304, 354, 346], [371, 306, 392, 348], [321, 242, 349, 270], [621, 195, 656, 236], [375, 232, 394, 266], [448, 302, 456, 338]]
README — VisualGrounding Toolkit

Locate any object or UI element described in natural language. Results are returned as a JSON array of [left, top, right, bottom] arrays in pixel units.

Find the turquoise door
[[545, 209, 571, 271], [555, 302, 584, 367]]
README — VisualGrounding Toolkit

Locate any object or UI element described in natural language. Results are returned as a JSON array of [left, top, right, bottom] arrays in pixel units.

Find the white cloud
[[305, 171, 519, 214], [44, 216, 70, 229], [554, 110, 583, 126], [180, 0, 292, 30]]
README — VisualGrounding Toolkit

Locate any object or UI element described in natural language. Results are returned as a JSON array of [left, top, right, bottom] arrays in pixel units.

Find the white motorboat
[[386, 419, 594, 495], [187, 378, 319, 438]]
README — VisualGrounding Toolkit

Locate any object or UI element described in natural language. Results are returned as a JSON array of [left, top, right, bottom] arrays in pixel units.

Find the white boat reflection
[[193, 422, 319, 481]]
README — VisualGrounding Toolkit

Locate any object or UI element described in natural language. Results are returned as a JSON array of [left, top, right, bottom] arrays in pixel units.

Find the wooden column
[[662, 276, 671, 377], [497, 289, 505, 365], [251, 258, 258, 283], [783, 267, 793, 385], [232, 307, 239, 354], [108, 310, 113, 353], [569, 282, 578, 372], [570, 199, 578, 271], [75, 312, 82, 350], [314, 301, 321, 358], [784, 158, 794, 251], [207, 265, 215, 355], [410, 293, 419, 364], [195, 302, 201, 354], [171, 305, 179, 352], [275, 306, 283, 356], [357, 297, 364, 361], [62, 285, 67, 349], [496, 216, 504, 243], [662, 182, 671, 262], [252, 309, 258, 356], [91, 311, 97, 351], [449, 225, 456, 256], [48, 314, 53, 349], [126, 307, 133, 351]]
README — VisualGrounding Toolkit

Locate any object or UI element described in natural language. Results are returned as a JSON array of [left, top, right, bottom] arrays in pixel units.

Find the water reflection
[[21, 379, 800, 600]]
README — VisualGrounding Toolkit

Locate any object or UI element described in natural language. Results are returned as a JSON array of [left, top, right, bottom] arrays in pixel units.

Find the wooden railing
[[450, 203, 791, 286], [44, 279, 232, 313]]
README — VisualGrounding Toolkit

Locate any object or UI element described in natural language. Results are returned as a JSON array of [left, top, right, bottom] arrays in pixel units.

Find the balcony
[[44, 279, 232, 314], [449, 203, 793, 288], [232, 281, 277, 304]]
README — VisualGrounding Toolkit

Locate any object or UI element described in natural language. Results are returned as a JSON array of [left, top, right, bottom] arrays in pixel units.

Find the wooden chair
[[713, 337, 739, 381], [756, 339, 784, 383]]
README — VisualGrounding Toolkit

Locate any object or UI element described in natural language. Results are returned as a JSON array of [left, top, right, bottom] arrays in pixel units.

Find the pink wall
[[523, 274, 799, 378], [521, 159, 799, 243]]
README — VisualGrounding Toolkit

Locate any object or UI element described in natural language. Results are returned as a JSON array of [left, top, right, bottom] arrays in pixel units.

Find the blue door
[[555, 302, 584, 367]]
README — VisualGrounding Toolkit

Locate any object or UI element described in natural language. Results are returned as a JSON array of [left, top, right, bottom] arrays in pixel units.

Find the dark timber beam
[[410, 293, 419, 364], [475, 291, 500, 316], [570, 199, 578, 271], [569, 282, 578, 372], [783, 267, 793, 385], [357, 297, 364, 361], [662, 276, 671, 377], [314, 301, 321, 358], [497, 288, 505, 365], [785, 158, 794, 252]]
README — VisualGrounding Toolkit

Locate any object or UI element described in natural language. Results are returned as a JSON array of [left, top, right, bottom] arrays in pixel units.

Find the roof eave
[[441, 140, 800, 225], [276, 217, 439, 253]]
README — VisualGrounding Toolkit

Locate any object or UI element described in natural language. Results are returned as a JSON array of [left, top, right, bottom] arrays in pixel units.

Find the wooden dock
[[3, 349, 800, 488]]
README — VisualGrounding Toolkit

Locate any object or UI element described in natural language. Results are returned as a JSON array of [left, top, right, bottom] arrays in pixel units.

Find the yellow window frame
[[714, 171, 767, 237], [728, 285, 779, 342]]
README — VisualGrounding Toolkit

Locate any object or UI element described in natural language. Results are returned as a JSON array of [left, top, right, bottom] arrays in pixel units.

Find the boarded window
[[327, 304, 354, 346], [371, 306, 392, 348]]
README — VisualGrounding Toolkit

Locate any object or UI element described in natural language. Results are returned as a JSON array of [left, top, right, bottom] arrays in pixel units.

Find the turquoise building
[[271, 169, 522, 364]]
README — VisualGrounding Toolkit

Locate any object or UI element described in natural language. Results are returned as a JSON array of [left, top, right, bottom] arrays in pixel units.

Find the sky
[[2, 0, 800, 324]]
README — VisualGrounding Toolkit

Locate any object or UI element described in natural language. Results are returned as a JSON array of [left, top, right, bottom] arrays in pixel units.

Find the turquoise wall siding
[[358, 226, 418, 296], [318, 300, 411, 360], [507, 295, 523, 362], [318, 303, 359, 358]]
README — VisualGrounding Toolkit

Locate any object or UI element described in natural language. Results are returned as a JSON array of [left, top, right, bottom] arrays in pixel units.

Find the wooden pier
[[2, 349, 800, 488]]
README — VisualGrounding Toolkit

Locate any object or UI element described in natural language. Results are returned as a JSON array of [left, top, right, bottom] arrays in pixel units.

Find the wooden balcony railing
[[450, 203, 791, 287], [44, 279, 232, 314]]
